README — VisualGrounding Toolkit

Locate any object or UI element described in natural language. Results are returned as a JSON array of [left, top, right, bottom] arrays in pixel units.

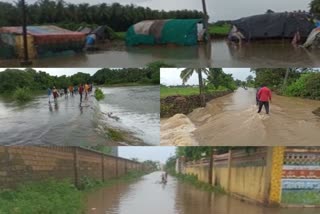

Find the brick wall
[[0, 146, 142, 189]]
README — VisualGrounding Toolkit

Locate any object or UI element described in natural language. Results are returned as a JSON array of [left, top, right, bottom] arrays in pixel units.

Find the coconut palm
[[180, 68, 209, 106]]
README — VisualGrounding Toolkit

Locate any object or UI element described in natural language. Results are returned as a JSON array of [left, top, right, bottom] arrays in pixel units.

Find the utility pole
[[201, 0, 210, 41], [20, 0, 32, 66]]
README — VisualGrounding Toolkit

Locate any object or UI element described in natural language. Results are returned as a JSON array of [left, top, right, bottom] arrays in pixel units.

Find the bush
[[94, 88, 105, 101], [0, 180, 83, 214], [13, 87, 32, 103], [284, 72, 320, 100]]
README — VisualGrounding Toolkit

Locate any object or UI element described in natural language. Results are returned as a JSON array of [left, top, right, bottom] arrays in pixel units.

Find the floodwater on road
[[97, 86, 160, 145], [212, 39, 320, 67], [0, 92, 105, 145], [86, 171, 319, 214], [0, 86, 160, 145], [161, 88, 320, 146], [1, 40, 319, 67]]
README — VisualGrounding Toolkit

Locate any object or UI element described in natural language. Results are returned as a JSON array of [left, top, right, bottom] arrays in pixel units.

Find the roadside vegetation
[[94, 88, 105, 101], [0, 171, 147, 214], [253, 68, 320, 100], [208, 23, 231, 37]]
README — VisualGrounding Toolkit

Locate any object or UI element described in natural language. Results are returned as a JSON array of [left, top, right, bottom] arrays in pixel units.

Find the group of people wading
[[47, 83, 93, 105]]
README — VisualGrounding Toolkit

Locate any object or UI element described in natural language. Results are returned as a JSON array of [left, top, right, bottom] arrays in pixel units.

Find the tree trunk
[[198, 71, 206, 107], [21, 0, 32, 66], [201, 0, 210, 42], [282, 68, 290, 92]]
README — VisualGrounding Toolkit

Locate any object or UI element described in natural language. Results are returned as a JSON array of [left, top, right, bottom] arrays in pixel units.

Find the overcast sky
[[161, 68, 254, 86], [118, 146, 175, 164], [0, 68, 100, 76], [2, 0, 311, 21]]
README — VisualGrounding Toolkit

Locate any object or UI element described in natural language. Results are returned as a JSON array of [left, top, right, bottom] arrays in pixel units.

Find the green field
[[208, 24, 231, 36], [161, 86, 201, 98]]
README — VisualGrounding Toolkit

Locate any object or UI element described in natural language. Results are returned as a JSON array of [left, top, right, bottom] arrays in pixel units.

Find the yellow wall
[[185, 165, 208, 183], [15, 35, 37, 59]]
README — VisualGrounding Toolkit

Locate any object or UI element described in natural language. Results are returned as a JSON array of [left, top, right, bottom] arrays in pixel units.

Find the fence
[[0, 146, 143, 189], [178, 147, 320, 206]]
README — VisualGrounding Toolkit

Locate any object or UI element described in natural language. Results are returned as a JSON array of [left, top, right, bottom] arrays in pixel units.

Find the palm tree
[[180, 68, 209, 107]]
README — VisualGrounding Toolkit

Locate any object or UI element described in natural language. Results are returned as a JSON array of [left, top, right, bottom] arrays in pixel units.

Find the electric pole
[[21, 0, 32, 66]]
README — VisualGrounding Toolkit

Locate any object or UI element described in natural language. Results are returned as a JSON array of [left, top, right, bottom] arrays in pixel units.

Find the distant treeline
[[0, 0, 203, 32], [0, 66, 160, 94]]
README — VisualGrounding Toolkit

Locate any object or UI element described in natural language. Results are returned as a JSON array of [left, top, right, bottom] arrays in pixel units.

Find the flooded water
[[1, 40, 320, 67], [161, 88, 320, 146], [97, 86, 160, 145], [86, 171, 319, 214], [0, 92, 105, 145], [0, 86, 160, 145], [212, 39, 320, 67]]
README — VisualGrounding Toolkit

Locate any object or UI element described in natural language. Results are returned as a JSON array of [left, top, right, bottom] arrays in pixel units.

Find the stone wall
[[161, 90, 233, 118], [0, 146, 142, 189]]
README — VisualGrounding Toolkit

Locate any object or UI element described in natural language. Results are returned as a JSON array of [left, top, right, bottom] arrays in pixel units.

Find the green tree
[[180, 68, 209, 106], [310, 0, 320, 16]]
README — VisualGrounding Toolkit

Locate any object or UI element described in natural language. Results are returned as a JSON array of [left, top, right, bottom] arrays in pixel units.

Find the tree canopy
[[0, 0, 204, 32]]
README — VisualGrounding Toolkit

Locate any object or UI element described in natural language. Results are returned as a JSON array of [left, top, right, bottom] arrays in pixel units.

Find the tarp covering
[[230, 12, 315, 40], [126, 19, 202, 46], [303, 27, 320, 48], [0, 25, 85, 44]]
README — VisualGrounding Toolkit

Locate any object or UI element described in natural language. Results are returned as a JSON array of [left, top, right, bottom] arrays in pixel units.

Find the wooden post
[[208, 149, 213, 185], [227, 149, 232, 192], [73, 147, 79, 188], [20, 0, 32, 66], [101, 154, 105, 182], [201, 0, 210, 41]]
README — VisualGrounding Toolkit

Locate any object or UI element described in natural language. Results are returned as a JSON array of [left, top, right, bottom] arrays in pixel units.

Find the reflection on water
[[86, 171, 319, 214], [162, 88, 320, 146], [1, 40, 320, 67], [98, 86, 160, 145], [212, 39, 320, 67]]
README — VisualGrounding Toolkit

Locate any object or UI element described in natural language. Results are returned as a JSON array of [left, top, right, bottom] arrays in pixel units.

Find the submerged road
[[86, 171, 319, 214], [161, 88, 320, 146]]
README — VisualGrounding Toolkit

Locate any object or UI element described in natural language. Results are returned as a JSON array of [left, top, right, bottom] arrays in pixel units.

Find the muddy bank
[[160, 90, 233, 118]]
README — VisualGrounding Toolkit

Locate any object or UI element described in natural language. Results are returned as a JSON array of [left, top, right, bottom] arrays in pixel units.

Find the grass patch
[[13, 87, 33, 103], [172, 172, 225, 194], [208, 23, 231, 36], [94, 88, 105, 101], [161, 86, 200, 98], [282, 190, 320, 205], [115, 32, 126, 40], [0, 179, 83, 214], [107, 128, 125, 141], [0, 171, 146, 214]]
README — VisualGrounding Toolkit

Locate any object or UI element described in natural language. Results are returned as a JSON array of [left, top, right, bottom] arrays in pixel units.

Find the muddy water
[[213, 39, 320, 67], [1, 40, 319, 67], [0, 44, 211, 68], [97, 86, 160, 145], [86, 171, 318, 214], [161, 88, 320, 146], [0, 92, 106, 145]]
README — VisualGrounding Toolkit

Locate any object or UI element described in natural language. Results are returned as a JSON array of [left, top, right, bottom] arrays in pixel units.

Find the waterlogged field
[[160, 86, 228, 98]]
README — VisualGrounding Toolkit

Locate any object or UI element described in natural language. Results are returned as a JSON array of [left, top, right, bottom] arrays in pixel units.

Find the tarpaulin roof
[[230, 12, 315, 40], [0, 25, 84, 36], [126, 19, 203, 46]]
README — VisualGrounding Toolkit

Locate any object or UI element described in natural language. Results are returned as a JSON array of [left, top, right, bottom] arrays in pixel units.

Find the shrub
[[13, 87, 32, 103], [94, 88, 105, 101]]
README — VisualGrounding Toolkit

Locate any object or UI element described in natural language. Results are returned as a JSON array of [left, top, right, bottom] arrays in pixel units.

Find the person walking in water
[[84, 83, 89, 100], [52, 87, 59, 101], [257, 84, 272, 114], [47, 87, 52, 103], [69, 85, 74, 96], [79, 84, 84, 103]]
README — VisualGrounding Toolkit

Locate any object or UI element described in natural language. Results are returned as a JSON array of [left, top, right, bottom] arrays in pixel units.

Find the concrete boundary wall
[[180, 147, 285, 206], [0, 146, 142, 189]]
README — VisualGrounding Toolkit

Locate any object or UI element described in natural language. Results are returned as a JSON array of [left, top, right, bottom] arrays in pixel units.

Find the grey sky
[[0, 68, 100, 76], [2, 0, 311, 21], [161, 68, 254, 86], [118, 146, 176, 164]]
